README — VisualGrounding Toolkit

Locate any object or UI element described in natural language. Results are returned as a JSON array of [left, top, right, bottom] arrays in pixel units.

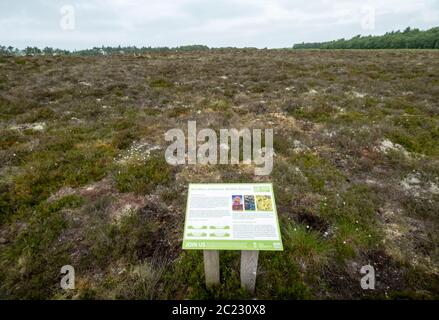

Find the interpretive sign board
[[182, 183, 283, 251]]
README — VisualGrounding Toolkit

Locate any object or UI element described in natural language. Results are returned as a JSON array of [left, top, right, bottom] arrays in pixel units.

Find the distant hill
[[293, 27, 439, 49]]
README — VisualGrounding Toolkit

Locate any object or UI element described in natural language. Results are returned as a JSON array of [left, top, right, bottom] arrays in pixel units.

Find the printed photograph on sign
[[255, 195, 273, 211], [232, 195, 244, 211], [244, 195, 256, 211]]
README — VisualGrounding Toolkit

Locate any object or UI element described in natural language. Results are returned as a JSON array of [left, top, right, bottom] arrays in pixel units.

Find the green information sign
[[182, 183, 283, 251]]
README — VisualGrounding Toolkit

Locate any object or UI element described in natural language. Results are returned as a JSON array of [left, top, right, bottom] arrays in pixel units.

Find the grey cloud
[[0, 0, 438, 49]]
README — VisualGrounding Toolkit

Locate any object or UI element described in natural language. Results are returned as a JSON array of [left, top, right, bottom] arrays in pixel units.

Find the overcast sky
[[1, 0, 438, 49]]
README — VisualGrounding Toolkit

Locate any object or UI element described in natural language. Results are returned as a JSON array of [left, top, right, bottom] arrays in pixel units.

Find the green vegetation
[[149, 78, 174, 89], [115, 154, 174, 194], [294, 27, 439, 49], [0, 195, 83, 299], [387, 114, 439, 156]]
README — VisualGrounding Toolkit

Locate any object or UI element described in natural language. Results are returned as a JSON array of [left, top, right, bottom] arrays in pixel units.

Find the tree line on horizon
[[2, 27, 439, 56], [293, 27, 439, 49], [0, 45, 210, 56]]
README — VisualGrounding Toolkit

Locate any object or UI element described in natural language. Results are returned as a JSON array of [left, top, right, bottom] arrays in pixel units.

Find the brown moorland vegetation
[[0, 49, 438, 299]]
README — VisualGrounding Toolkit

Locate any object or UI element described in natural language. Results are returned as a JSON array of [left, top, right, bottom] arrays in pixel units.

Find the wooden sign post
[[240, 250, 259, 293], [183, 183, 283, 293], [203, 250, 220, 286]]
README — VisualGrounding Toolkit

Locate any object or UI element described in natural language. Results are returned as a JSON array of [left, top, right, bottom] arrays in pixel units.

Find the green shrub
[[150, 78, 174, 88], [115, 154, 173, 194]]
